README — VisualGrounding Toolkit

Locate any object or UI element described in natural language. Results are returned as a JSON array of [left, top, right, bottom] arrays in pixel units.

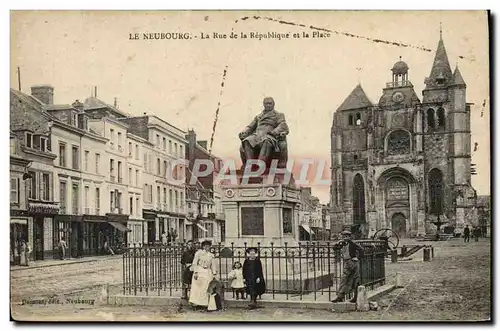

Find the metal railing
[[122, 240, 386, 301]]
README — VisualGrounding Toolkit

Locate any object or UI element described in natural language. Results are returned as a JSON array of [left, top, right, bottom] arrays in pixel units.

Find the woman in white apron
[[189, 240, 217, 309]]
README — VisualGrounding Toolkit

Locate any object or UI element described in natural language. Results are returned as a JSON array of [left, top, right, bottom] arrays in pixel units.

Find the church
[[330, 33, 478, 237]]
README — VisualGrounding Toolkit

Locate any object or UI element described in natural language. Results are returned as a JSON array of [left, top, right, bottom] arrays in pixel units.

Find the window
[[355, 113, 361, 126], [72, 112, 78, 126], [129, 168, 133, 186], [72, 146, 79, 170], [174, 143, 178, 156], [95, 188, 100, 215], [60, 181, 67, 213], [110, 191, 115, 211], [117, 132, 123, 151], [144, 153, 148, 171], [117, 161, 123, 183], [156, 134, 160, 147], [348, 115, 353, 126], [28, 172, 37, 199], [175, 190, 179, 211], [169, 189, 173, 210], [352, 174, 366, 224], [72, 183, 79, 214], [163, 137, 166, 150], [387, 130, 411, 155], [84, 151, 89, 171], [42, 173, 50, 200], [40, 137, 47, 152], [128, 142, 133, 156], [157, 158, 161, 175], [163, 187, 167, 205], [169, 140, 172, 154], [206, 222, 214, 237], [84, 186, 90, 212], [428, 168, 444, 215], [136, 198, 140, 217], [180, 192, 184, 211], [180, 145, 184, 158], [59, 143, 66, 167], [135, 170, 139, 186], [95, 153, 100, 174], [427, 108, 435, 129], [10, 178, 19, 203], [130, 196, 133, 215], [26, 133, 33, 148], [163, 160, 167, 177], [135, 144, 139, 160], [437, 107, 445, 127], [157, 186, 161, 208], [109, 159, 115, 181], [109, 129, 115, 149]]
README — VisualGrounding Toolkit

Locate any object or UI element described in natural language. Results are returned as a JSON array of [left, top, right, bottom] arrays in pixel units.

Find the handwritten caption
[[21, 298, 95, 305], [129, 31, 331, 41]]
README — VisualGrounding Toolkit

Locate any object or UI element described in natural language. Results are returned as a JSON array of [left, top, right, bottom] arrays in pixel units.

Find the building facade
[[330, 34, 477, 237], [121, 115, 187, 244]]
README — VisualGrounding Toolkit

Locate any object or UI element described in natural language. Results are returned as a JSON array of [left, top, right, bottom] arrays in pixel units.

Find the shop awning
[[108, 221, 131, 232], [10, 219, 27, 225], [300, 224, 315, 235], [196, 223, 208, 232]]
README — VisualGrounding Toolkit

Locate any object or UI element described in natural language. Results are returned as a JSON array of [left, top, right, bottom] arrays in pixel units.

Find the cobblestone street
[[11, 238, 491, 321]]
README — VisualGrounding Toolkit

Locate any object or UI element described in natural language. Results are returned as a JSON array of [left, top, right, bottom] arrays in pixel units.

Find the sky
[[10, 10, 490, 203]]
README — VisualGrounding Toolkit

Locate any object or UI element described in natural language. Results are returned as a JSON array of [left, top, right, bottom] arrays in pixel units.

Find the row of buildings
[[10, 85, 224, 264]]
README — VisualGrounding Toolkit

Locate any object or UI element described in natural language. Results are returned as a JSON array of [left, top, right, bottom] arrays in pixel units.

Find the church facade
[[330, 34, 478, 237]]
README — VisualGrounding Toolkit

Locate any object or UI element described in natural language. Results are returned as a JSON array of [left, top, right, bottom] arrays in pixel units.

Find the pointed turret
[[451, 65, 466, 87], [337, 84, 373, 111], [425, 35, 453, 88]]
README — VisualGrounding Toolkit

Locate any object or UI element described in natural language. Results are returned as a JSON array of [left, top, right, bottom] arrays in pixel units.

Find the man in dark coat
[[463, 225, 470, 243], [331, 230, 365, 303], [181, 240, 196, 299], [243, 247, 266, 309]]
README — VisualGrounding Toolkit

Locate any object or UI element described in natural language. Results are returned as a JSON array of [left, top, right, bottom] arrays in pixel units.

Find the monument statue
[[239, 97, 289, 170]]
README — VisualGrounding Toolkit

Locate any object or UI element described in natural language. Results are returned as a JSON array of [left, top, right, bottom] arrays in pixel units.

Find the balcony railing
[[386, 80, 412, 88]]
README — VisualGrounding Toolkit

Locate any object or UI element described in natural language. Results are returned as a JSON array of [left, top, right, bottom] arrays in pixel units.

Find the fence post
[[391, 249, 398, 263], [395, 272, 402, 287], [423, 247, 431, 262], [356, 285, 369, 311]]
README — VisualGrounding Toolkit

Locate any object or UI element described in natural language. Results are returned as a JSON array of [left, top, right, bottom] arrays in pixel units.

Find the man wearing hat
[[331, 230, 365, 303]]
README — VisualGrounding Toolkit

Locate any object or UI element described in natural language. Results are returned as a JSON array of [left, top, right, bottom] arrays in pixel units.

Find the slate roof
[[452, 66, 466, 86], [336, 84, 373, 111]]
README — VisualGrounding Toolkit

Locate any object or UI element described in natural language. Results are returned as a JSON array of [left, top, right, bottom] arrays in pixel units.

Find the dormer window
[[72, 112, 78, 126], [348, 115, 353, 126], [26, 133, 33, 148], [355, 113, 361, 126]]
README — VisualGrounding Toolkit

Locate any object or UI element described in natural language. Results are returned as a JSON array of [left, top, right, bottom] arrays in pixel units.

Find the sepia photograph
[[8, 10, 491, 322]]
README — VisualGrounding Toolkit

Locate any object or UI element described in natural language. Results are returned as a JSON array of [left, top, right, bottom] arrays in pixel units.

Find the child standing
[[228, 261, 246, 299]]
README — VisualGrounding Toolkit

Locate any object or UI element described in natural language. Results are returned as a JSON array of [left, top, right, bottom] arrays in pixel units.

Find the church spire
[[425, 30, 453, 88], [451, 64, 466, 87]]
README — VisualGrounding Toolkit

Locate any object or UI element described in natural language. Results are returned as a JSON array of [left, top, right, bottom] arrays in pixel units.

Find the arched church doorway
[[385, 176, 410, 237], [391, 213, 407, 237]]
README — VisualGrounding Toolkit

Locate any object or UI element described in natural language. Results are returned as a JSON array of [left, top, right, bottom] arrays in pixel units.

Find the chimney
[[72, 99, 84, 111], [31, 85, 54, 105], [198, 140, 208, 150]]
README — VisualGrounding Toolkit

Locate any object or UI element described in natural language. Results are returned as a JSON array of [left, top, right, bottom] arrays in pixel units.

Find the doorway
[[33, 217, 44, 260], [391, 213, 407, 237]]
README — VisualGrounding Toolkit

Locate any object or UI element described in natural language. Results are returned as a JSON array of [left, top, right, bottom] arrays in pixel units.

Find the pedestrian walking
[[181, 240, 196, 299], [228, 261, 246, 299], [189, 240, 217, 310], [331, 230, 365, 303], [243, 247, 266, 309], [463, 225, 470, 243], [58, 236, 67, 260], [474, 227, 480, 242]]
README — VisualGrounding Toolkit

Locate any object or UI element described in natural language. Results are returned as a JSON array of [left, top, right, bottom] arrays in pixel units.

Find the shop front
[[10, 216, 29, 265], [26, 200, 59, 261], [143, 209, 157, 245]]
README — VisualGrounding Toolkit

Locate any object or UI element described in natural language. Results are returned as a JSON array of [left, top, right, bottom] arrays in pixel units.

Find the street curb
[[109, 295, 357, 311], [366, 284, 396, 300], [10, 256, 121, 271]]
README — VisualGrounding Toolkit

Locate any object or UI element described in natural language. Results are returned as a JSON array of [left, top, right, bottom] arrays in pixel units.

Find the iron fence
[[122, 240, 386, 301]]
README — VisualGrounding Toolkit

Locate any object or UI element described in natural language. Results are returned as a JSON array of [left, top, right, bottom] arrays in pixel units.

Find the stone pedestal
[[221, 172, 301, 247]]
